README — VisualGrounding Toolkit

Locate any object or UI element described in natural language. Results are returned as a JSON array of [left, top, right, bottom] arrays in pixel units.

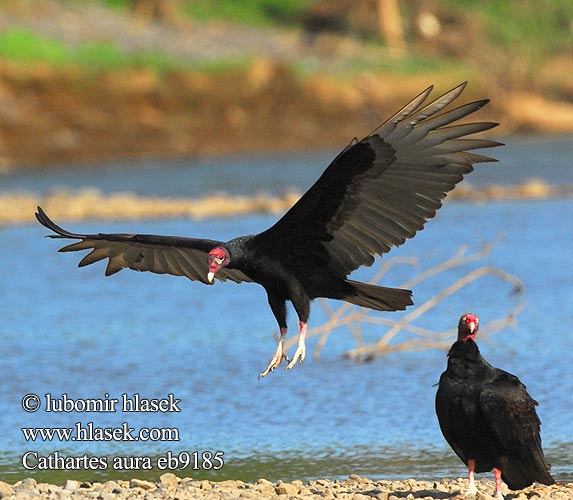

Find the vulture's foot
[[285, 342, 306, 370], [286, 321, 307, 370], [258, 329, 288, 379], [463, 484, 477, 498]]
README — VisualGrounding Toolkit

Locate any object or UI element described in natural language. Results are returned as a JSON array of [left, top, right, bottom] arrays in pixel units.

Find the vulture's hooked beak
[[468, 321, 476, 334], [207, 271, 215, 284]]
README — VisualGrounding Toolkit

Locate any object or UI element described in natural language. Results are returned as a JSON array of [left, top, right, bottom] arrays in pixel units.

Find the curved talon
[[259, 322, 307, 377], [259, 361, 277, 379], [258, 347, 288, 379], [285, 343, 306, 370]]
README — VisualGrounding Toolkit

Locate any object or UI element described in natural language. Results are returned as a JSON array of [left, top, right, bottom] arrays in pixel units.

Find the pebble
[[0, 476, 569, 499], [63, 479, 80, 491], [199, 480, 212, 490], [17, 478, 37, 491], [158, 472, 179, 488], [352, 494, 371, 500], [239, 490, 258, 498], [0, 482, 13, 499], [129, 478, 155, 490], [275, 481, 299, 495], [101, 480, 118, 492]]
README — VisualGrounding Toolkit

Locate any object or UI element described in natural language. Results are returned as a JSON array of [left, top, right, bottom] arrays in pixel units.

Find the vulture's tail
[[343, 280, 413, 312], [502, 456, 555, 490]]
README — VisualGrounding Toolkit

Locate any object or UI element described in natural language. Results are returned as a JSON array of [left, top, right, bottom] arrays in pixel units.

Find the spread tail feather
[[502, 459, 555, 490], [343, 280, 413, 312]]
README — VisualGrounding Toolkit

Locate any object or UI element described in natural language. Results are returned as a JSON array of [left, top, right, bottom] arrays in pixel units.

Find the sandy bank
[[1, 475, 570, 500], [2, 179, 571, 226]]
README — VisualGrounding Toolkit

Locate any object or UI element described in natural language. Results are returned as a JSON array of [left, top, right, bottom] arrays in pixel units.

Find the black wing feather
[[435, 385, 470, 465], [479, 372, 542, 454], [35, 207, 253, 284], [251, 82, 501, 277], [479, 371, 554, 489]]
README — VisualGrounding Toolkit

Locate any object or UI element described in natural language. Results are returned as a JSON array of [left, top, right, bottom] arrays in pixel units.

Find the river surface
[[1, 135, 572, 484]]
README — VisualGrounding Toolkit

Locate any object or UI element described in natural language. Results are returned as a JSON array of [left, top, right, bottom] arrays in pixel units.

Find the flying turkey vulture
[[435, 313, 555, 499], [36, 82, 501, 378]]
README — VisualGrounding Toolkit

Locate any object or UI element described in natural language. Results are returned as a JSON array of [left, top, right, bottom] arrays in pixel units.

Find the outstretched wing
[[251, 82, 501, 277], [35, 207, 253, 284]]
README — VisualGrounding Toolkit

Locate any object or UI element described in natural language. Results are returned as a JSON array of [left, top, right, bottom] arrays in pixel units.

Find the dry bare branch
[[283, 242, 524, 363]]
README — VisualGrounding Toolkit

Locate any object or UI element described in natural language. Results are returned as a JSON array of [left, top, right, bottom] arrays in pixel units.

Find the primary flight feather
[[36, 82, 501, 378]]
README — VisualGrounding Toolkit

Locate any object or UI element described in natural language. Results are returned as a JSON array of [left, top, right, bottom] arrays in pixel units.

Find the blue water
[[3, 135, 573, 197], [1, 136, 572, 484]]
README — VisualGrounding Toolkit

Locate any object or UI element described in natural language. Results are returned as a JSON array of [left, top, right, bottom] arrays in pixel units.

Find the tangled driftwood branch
[[284, 243, 524, 363]]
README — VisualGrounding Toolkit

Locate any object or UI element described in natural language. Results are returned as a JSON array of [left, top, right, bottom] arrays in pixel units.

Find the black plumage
[[36, 82, 501, 377], [436, 314, 554, 498]]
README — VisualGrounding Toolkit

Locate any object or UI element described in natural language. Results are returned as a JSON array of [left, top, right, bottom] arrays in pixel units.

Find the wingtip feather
[[451, 81, 468, 90], [35, 206, 86, 239], [433, 81, 468, 105]]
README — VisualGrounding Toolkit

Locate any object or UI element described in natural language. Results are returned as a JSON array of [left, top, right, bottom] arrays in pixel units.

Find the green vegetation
[[101, 0, 130, 8], [100, 0, 573, 53], [0, 25, 462, 80], [442, 0, 572, 55], [183, 0, 309, 26], [96, 0, 572, 78], [293, 54, 476, 85], [101, 0, 310, 26], [0, 29, 70, 64], [340, 55, 472, 77], [1, 0, 570, 80], [0, 29, 185, 73]]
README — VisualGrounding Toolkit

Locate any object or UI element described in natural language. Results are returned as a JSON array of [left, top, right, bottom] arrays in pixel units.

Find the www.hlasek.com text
[[22, 421, 180, 442]]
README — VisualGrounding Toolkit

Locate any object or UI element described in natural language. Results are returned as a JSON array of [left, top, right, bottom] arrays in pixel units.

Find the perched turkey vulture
[[436, 313, 555, 499], [36, 82, 501, 378]]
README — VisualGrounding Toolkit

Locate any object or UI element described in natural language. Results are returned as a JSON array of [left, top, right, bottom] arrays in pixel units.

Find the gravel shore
[[1, 475, 570, 500]]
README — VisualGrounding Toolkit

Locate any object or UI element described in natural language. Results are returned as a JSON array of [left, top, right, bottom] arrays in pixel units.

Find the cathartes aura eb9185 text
[[36, 82, 501, 378], [435, 313, 555, 499]]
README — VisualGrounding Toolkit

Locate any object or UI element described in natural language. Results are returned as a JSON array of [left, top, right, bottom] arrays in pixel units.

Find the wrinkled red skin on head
[[208, 247, 230, 276], [458, 313, 479, 342]]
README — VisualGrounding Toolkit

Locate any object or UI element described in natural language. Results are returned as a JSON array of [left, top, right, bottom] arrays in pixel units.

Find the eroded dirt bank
[[2, 60, 573, 169]]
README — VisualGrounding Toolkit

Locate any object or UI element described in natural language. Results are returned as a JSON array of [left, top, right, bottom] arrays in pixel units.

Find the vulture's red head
[[207, 247, 230, 284], [458, 313, 479, 342]]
